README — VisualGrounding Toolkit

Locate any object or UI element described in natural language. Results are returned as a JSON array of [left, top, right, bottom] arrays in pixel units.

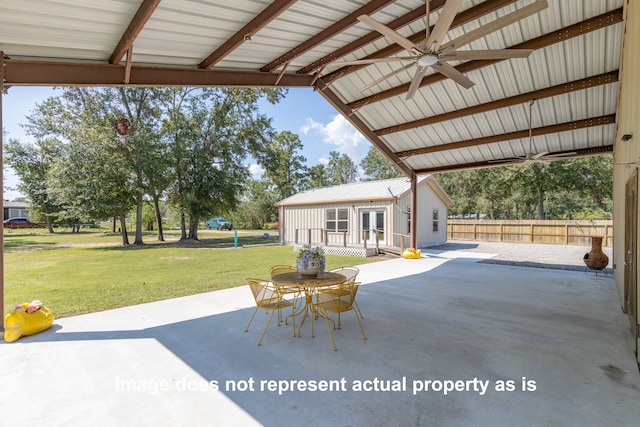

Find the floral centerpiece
[[296, 245, 326, 277]]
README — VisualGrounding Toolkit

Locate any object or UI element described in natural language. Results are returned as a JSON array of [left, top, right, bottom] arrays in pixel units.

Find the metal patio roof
[[0, 0, 623, 177]]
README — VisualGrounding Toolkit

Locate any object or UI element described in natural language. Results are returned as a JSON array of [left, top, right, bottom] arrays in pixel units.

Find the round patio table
[[271, 271, 346, 337], [271, 271, 346, 288]]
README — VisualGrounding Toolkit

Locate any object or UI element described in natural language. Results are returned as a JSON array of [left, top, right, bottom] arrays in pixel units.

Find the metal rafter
[[418, 146, 613, 174], [260, 0, 397, 73], [376, 71, 619, 136], [346, 8, 623, 110], [199, 0, 299, 69], [395, 114, 616, 158], [109, 0, 161, 65], [320, 0, 515, 82]]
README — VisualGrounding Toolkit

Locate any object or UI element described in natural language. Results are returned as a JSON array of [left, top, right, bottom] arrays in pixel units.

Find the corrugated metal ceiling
[[0, 0, 623, 176]]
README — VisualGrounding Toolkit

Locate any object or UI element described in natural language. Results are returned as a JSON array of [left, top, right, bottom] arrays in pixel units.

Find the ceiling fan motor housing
[[417, 54, 438, 67]]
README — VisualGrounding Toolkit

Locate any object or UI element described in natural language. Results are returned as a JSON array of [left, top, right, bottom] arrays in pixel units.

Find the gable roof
[[276, 176, 453, 207]]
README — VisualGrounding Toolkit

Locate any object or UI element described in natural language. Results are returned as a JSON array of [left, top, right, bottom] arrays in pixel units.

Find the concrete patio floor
[[1, 248, 639, 426]]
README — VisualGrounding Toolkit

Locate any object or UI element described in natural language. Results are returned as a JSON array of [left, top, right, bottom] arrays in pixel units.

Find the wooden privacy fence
[[447, 220, 613, 247]]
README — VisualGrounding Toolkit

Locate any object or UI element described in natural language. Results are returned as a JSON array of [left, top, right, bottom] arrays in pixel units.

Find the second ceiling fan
[[339, 0, 548, 100], [496, 99, 577, 165]]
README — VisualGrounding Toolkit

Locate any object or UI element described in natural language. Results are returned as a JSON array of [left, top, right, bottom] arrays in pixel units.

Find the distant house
[[3, 200, 30, 220], [276, 176, 453, 254]]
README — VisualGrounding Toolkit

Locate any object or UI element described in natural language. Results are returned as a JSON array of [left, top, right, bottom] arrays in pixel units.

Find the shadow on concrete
[[478, 259, 614, 275], [6, 256, 639, 426]]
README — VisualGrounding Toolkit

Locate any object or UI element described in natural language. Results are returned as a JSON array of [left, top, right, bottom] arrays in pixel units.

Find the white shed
[[276, 176, 453, 255]]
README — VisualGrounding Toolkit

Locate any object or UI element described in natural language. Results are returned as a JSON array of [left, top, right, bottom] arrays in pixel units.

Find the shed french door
[[361, 210, 385, 245]]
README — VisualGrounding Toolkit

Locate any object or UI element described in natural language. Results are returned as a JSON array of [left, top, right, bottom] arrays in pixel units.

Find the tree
[[114, 87, 165, 245], [437, 156, 613, 220], [437, 169, 483, 218], [360, 147, 403, 181], [4, 137, 63, 233], [24, 89, 139, 242], [261, 131, 308, 201], [326, 150, 358, 185], [306, 164, 331, 189], [48, 123, 136, 239], [234, 178, 278, 229], [161, 87, 284, 241]]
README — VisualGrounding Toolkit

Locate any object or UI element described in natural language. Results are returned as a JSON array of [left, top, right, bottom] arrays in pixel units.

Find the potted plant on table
[[296, 245, 326, 277]]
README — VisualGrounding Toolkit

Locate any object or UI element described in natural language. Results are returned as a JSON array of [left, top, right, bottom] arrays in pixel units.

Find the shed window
[[326, 208, 348, 232], [432, 209, 439, 232]]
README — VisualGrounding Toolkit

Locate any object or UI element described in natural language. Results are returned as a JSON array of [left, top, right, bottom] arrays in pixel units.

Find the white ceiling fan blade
[[440, 0, 548, 52], [532, 152, 549, 159], [360, 63, 414, 92], [406, 66, 429, 100], [431, 61, 474, 88], [425, 0, 463, 51], [357, 15, 419, 53], [337, 57, 414, 66], [442, 49, 533, 61]]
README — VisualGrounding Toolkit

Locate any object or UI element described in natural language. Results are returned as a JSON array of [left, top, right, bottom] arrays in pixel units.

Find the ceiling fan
[[338, 0, 548, 100], [496, 100, 576, 165]]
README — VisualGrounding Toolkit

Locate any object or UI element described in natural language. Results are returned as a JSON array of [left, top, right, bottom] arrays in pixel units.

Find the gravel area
[[425, 240, 614, 273]]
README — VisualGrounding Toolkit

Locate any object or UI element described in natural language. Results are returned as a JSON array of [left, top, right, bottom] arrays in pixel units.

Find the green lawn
[[3, 230, 378, 318]]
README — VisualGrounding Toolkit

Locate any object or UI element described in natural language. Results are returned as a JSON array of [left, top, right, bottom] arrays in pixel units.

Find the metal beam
[[109, 0, 161, 64], [315, 78, 413, 177], [3, 59, 314, 87], [376, 71, 619, 136], [410, 175, 417, 250], [199, 0, 299, 69], [346, 8, 623, 110], [261, 0, 396, 73], [395, 114, 617, 158]]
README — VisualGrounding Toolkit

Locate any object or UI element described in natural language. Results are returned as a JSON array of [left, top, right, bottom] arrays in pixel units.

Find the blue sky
[[2, 86, 371, 200]]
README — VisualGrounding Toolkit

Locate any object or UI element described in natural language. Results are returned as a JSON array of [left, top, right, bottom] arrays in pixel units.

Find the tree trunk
[[537, 189, 545, 220], [178, 194, 188, 241], [46, 215, 55, 234], [112, 217, 117, 233], [188, 217, 199, 241], [134, 187, 144, 245], [154, 194, 164, 242], [120, 215, 130, 245]]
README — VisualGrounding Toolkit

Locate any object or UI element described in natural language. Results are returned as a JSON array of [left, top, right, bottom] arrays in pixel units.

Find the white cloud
[[301, 114, 369, 163], [248, 163, 264, 179]]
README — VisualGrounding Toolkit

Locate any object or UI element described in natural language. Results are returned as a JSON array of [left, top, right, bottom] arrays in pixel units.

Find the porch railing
[[293, 228, 382, 253], [390, 232, 411, 251]]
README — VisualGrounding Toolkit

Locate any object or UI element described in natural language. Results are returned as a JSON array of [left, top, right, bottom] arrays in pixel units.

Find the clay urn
[[583, 236, 609, 271]]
